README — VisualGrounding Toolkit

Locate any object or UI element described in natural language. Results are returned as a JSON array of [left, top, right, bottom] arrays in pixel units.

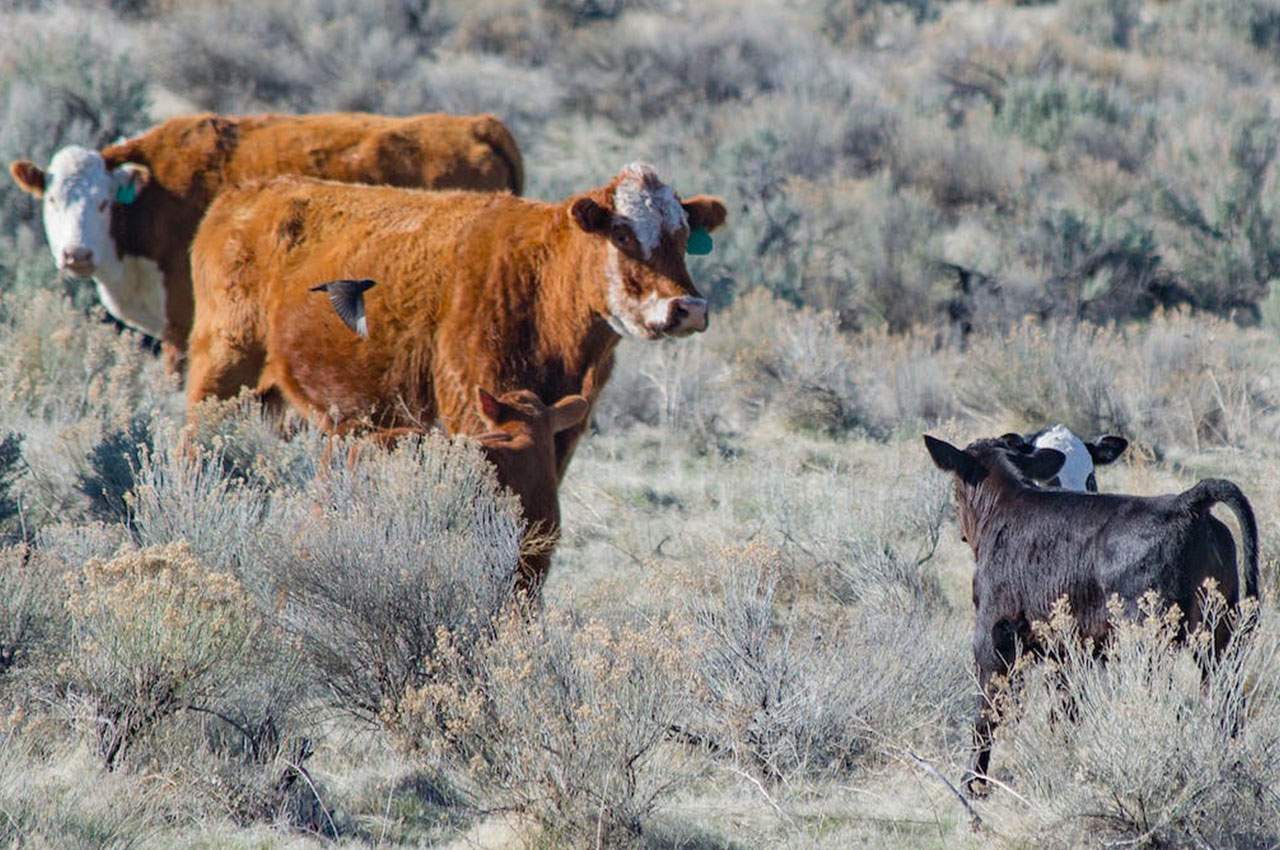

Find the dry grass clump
[[398, 605, 702, 847], [0, 545, 67, 681], [993, 592, 1280, 848]]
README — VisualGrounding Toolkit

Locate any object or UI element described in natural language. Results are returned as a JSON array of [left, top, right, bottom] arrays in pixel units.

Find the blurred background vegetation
[[3, 1, 1280, 848]]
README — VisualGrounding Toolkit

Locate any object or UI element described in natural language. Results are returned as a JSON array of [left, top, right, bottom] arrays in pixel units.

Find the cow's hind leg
[[185, 329, 266, 422], [965, 668, 1000, 797]]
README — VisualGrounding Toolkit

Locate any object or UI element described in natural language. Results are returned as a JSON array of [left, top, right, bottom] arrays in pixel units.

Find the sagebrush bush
[[400, 605, 701, 847], [59, 543, 262, 769], [248, 430, 522, 725], [0, 546, 66, 681], [682, 544, 965, 783], [998, 593, 1280, 848]]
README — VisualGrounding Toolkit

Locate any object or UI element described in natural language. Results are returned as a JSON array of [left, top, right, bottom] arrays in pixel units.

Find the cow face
[[572, 163, 727, 340], [9, 146, 149, 281], [1001, 425, 1128, 492]]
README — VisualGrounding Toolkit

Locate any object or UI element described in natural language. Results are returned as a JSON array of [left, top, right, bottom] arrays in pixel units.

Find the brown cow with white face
[[186, 162, 726, 475], [9, 111, 523, 374]]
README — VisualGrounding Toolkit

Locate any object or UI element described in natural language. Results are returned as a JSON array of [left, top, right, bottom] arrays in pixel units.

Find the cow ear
[[1087, 436, 1128, 465], [571, 197, 613, 235], [9, 160, 45, 197], [550, 395, 589, 434], [1009, 447, 1065, 481], [683, 195, 727, 233], [111, 163, 150, 204], [924, 435, 984, 483], [476, 387, 512, 427]]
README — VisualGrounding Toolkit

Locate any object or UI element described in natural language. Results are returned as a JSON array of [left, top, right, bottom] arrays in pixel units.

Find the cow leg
[[965, 667, 999, 797], [185, 333, 266, 418]]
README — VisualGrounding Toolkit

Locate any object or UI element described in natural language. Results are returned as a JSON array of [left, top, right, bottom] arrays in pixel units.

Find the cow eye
[[1086, 473, 1097, 492], [610, 227, 637, 252]]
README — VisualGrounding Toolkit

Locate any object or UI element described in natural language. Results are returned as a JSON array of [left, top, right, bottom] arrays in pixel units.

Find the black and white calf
[[924, 434, 1258, 794]]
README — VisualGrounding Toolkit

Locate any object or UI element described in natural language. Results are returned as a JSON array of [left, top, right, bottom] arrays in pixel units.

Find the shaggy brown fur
[[186, 165, 726, 475], [11, 111, 523, 373]]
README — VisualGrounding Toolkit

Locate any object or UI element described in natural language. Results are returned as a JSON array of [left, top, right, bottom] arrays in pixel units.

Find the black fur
[[924, 435, 1260, 795]]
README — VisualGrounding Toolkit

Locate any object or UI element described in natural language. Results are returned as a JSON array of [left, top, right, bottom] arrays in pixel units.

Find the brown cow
[[351, 388, 588, 598], [186, 162, 727, 475], [8, 111, 523, 374]]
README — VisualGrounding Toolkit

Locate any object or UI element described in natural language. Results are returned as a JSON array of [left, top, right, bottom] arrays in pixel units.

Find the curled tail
[[472, 114, 524, 196], [1181, 478, 1259, 601]]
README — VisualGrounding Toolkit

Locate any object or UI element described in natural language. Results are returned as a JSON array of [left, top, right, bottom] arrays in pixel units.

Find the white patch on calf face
[[612, 162, 688, 258], [1032, 424, 1094, 491], [39, 146, 122, 279], [95, 256, 167, 339]]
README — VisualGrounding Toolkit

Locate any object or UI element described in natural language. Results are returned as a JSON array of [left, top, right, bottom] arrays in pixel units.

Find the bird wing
[[311, 279, 375, 338]]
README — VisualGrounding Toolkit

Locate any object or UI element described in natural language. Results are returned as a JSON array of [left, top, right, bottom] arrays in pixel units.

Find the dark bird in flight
[[311, 278, 376, 338]]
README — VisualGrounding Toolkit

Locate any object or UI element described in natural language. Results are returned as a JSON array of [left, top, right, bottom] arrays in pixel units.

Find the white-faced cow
[[924, 434, 1259, 795], [185, 162, 726, 476], [9, 111, 524, 374], [1002, 424, 1128, 491]]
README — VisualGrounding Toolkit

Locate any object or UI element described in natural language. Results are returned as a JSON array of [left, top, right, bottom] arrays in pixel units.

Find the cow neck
[[525, 216, 620, 402], [960, 463, 1027, 560]]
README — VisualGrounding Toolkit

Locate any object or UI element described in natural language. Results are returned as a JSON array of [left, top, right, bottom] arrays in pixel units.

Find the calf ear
[[571, 197, 613, 235], [1009, 447, 1065, 481], [1087, 436, 1128, 465], [9, 160, 45, 197], [550, 395, 589, 434], [924, 435, 984, 482], [112, 163, 150, 204], [476, 387, 514, 427], [683, 195, 727, 232]]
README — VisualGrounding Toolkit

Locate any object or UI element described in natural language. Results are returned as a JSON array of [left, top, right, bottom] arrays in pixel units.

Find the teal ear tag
[[115, 183, 137, 205], [687, 226, 713, 255]]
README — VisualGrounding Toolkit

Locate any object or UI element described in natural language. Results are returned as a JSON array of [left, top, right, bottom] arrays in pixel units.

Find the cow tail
[[1182, 479, 1260, 601], [474, 115, 525, 196]]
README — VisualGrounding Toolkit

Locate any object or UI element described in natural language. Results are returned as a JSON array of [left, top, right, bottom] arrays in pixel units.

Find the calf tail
[[1181, 479, 1259, 601]]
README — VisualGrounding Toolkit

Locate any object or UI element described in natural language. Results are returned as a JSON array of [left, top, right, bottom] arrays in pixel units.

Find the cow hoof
[[962, 772, 991, 798]]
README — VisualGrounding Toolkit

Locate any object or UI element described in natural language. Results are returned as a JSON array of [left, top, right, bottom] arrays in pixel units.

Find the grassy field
[[3, 0, 1280, 847]]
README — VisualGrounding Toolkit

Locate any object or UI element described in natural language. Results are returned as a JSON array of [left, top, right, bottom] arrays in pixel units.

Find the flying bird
[[311, 278, 376, 338]]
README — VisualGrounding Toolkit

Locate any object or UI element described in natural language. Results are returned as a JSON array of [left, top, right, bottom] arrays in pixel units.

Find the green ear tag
[[687, 226, 713, 255], [115, 183, 137, 205]]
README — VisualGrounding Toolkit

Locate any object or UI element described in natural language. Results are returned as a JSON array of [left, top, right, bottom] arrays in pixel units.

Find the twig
[[724, 763, 793, 826], [288, 754, 339, 839], [899, 749, 984, 831]]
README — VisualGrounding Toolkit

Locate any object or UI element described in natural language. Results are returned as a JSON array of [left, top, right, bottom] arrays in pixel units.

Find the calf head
[[9, 146, 149, 281], [476, 388, 590, 461], [1000, 425, 1128, 492], [571, 162, 727, 340], [924, 435, 1066, 548]]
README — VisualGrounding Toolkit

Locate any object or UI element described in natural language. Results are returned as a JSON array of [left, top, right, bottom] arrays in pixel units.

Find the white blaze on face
[[1032, 424, 1094, 491], [612, 162, 688, 258], [40, 146, 121, 278]]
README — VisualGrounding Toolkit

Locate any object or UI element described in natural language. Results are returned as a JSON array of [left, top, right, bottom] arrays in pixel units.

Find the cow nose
[[61, 246, 95, 274], [665, 296, 709, 336]]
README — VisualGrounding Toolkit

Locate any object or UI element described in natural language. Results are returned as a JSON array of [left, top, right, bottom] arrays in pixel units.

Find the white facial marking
[[1032, 424, 1094, 491], [39, 146, 122, 278], [95, 256, 167, 338], [612, 162, 687, 258], [603, 246, 700, 339]]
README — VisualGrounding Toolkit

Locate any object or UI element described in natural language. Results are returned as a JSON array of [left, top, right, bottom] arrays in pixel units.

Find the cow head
[[477, 388, 590, 449], [999, 425, 1128, 492], [571, 162, 727, 340], [9, 145, 150, 281], [925, 434, 1066, 547]]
